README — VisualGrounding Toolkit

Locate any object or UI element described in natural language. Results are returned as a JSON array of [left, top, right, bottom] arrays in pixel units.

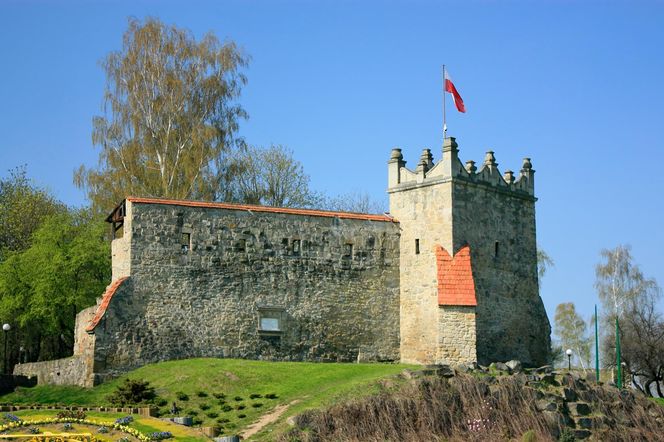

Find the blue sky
[[1, 0, 663, 328]]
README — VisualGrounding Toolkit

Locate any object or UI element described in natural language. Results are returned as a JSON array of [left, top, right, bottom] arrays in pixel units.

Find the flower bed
[[0, 417, 172, 441]]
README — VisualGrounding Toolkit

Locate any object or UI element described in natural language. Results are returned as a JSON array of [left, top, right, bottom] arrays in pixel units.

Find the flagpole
[[443, 65, 447, 140]]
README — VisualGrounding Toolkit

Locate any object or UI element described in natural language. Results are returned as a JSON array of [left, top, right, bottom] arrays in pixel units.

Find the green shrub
[[156, 398, 168, 407], [237, 413, 246, 419], [199, 403, 211, 411], [56, 410, 86, 420], [265, 393, 278, 399], [206, 411, 219, 418], [249, 393, 262, 399], [196, 391, 208, 398], [252, 402, 263, 408], [213, 393, 226, 399], [234, 396, 243, 401], [186, 409, 199, 417], [221, 405, 233, 412], [235, 404, 245, 410], [558, 428, 576, 442], [176, 391, 189, 401], [107, 378, 157, 406], [217, 417, 230, 424], [192, 417, 204, 426]]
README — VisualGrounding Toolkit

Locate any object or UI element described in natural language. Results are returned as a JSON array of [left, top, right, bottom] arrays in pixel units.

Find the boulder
[[576, 417, 595, 429], [436, 365, 455, 378], [563, 387, 577, 402], [535, 399, 558, 412], [574, 429, 592, 439], [539, 373, 559, 386], [535, 365, 553, 374], [489, 362, 509, 373], [505, 360, 522, 373], [568, 402, 591, 416]]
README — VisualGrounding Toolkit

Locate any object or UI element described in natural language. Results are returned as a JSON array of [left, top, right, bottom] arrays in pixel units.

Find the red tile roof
[[85, 277, 129, 333], [435, 244, 477, 307], [125, 197, 397, 223]]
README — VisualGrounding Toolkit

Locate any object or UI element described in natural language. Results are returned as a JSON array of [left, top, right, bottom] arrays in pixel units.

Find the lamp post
[[2, 324, 10, 375], [566, 348, 573, 371]]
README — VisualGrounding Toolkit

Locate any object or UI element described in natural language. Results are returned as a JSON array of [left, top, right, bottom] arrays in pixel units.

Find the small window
[[260, 317, 280, 331], [415, 239, 420, 255], [292, 239, 301, 255], [494, 241, 499, 258], [344, 243, 353, 257], [237, 239, 246, 252], [181, 233, 191, 253], [258, 308, 284, 335]]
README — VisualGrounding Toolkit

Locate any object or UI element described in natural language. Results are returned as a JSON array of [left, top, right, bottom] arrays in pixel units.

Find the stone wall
[[436, 306, 476, 364], [388, 137, 550, 367], [90, 200, 401, 379], [389, 174, 453, 364], [452, 175, 550, 366], [13, 355, 90, 386], [14, 303, 97, 386]]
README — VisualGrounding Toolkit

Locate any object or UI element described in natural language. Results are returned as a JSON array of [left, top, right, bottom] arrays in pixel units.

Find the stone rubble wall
[[436, 306, 477, 364], [389, 181, 453, 364], [388, 138, 549, 367], [14, 305, 97, 387], [13, 355, 90, 386], [91, 201, 401, 379], [452, 179, 550, 366]]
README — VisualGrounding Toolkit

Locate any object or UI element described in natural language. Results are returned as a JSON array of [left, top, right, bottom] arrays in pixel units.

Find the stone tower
[[388, 137, 550, 367]]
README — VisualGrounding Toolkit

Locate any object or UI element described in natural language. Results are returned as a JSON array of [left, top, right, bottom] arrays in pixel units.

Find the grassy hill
[[1, 358, 415, 439]]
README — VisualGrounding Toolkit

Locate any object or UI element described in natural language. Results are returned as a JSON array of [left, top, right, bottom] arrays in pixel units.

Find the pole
[[442, 65, 447, 140], [616, 316, 622, 388], [568, 354, 571, 371], [595, 304, 600, 382], [3, 331, 7, 375]]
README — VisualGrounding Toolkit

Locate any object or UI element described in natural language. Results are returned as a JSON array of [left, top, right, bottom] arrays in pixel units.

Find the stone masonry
[[388, 137, 550, 367], [15, 136, 550, 386]]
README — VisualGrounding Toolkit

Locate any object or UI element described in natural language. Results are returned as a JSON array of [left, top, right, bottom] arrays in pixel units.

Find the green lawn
[[0, 358, 414, 439], [652, 397, 664, 407]]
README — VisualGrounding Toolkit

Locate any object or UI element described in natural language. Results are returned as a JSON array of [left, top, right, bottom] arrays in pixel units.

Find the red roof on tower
[[435, 244, 477, 306]]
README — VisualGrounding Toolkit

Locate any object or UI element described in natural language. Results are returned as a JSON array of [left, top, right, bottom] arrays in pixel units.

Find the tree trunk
[[656, 379, 663, 398], [632, 374, 646, 395], [644, 379, 654, 397]]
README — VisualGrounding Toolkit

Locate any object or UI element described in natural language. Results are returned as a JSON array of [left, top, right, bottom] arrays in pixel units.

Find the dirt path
[[240, 400, 300, 440]]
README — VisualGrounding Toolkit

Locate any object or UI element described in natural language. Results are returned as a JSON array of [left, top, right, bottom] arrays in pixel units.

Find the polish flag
[[444, 70, 466, 113]]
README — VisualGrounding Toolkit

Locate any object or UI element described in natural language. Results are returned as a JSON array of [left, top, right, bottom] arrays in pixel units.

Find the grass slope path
[[1, 359, 414, 440]]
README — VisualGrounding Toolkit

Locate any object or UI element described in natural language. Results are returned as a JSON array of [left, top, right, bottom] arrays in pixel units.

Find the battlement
[[387, 137, 535, 197]]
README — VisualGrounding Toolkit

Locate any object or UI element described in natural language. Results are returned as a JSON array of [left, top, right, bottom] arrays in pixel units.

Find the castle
[[14, 137, 550, 387]]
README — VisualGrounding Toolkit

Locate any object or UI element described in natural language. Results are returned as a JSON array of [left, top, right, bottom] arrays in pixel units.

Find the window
[[237, 239, 246, 252], [181, 233, 191, 253], [415, 239, 420, 255], [260, 317, 280, 331], [494, 241, 500, 258], [258, 307, 285, 335], [344, 243, 353, 258], [292, 239, 301, 255]]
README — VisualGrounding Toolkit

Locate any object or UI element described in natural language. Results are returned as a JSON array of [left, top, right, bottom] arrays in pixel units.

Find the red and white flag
[[444, 69, 466, 113]]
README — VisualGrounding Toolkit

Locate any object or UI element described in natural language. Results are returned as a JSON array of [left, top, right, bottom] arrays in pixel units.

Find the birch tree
[[554, 302, 592, 370], [595, 244, 661, 388], [75, 17, 248, 212], [595, 245, 652, 320]]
